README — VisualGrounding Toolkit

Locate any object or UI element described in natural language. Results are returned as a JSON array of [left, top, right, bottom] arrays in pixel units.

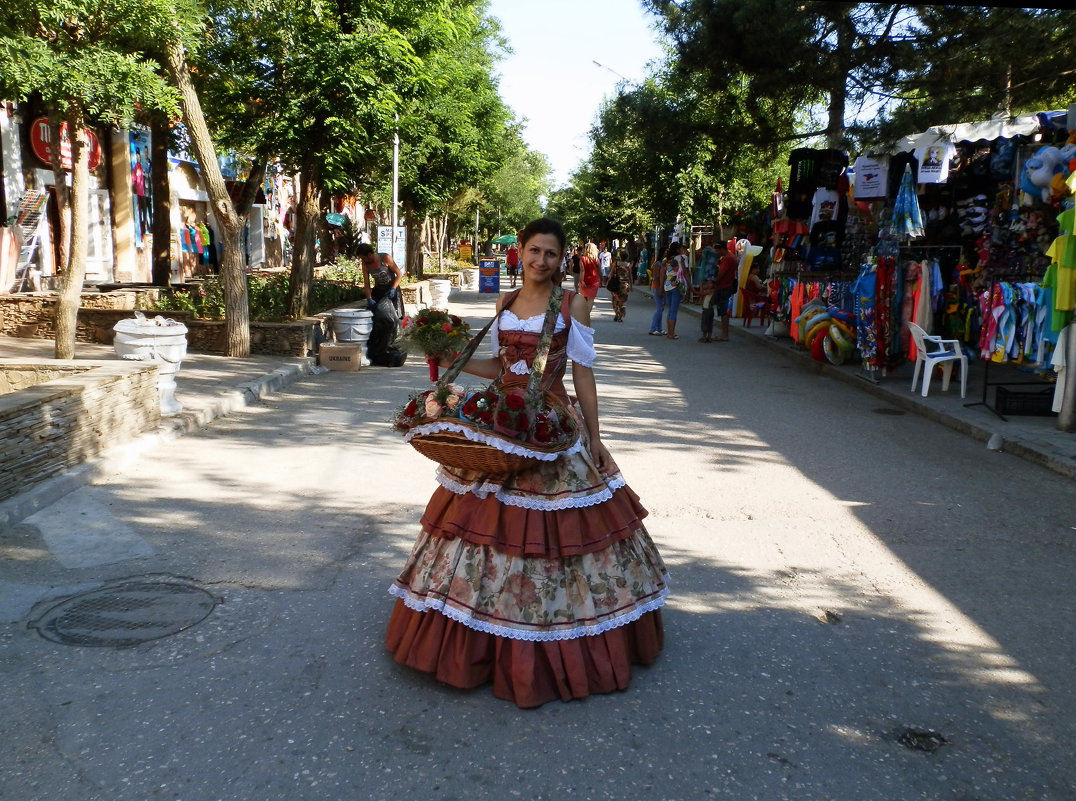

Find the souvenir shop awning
[[893, 110, 1068, 153]]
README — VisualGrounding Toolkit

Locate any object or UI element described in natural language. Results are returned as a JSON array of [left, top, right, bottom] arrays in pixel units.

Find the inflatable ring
[[810, 330, 828, 361], [829, 322, 855, 353], [804, 317, 832, 348], [797, 309, 829, 341], [823, 334, 847, 364]]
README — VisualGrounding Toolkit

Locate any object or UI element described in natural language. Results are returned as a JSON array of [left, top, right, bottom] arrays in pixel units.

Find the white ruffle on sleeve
[[567, 320, 595, 367], [491, 310, 595, 367]]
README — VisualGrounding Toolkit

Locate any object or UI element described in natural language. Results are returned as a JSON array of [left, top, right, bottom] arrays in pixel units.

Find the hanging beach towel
[[889, 164, 925, 241]]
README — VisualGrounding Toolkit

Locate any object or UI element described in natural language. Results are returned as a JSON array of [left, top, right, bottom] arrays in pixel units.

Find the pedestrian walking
[[608, 250, 632, 322], [505, 242, 519, 288], [648, 245, 669, 336], [698, 278, 717, 342], [578, 241, 601, 312], [386, 216, 668, 708], [662, 242, 690, 340], [598, 244, 612, 287]]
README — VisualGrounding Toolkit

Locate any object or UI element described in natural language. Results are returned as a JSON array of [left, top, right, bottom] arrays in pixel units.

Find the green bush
[[148, 273, 366, 322]]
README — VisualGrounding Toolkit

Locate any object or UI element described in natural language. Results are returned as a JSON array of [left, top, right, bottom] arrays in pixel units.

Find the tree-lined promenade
[[3, 1, 1074, 357]]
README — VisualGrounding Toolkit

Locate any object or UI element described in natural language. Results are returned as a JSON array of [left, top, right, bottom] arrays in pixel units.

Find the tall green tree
[[195, 0, 422, 318], [387, 0, 516, 275], [0, 0, 184, 358]]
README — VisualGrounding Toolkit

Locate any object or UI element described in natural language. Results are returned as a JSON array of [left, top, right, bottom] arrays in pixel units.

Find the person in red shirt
[[711, 245, 740, 341], [505, 243, 520, 288]]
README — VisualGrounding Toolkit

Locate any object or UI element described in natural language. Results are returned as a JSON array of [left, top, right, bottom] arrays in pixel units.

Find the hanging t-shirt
[[786, 148, 848, 220], [1057, 208, 1074, 236], [888, 152, 919, 199], [810, 188, 840, 229], [852, 155, 889, 199], [914, 141, 957, 184], [1046, 234, 1076, 312]]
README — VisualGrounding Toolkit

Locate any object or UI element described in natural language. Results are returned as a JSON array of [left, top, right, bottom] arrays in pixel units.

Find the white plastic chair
[[907, 322, 968, 398]]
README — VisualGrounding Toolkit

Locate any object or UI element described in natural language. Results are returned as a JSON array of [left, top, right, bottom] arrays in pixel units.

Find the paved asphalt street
[[1, 286, 1074, 800]]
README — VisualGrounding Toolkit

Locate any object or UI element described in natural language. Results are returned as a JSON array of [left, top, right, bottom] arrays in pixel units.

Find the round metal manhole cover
[[29, 578, 218, 647], [871, 407, 907, 416]]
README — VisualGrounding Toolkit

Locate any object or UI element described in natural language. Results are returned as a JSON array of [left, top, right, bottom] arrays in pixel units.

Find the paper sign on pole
[[377, 225, 406, 268]]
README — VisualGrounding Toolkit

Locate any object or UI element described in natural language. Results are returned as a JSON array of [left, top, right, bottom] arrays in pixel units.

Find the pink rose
[[424, 397, 443, 418], [445, 394, 460, 410]]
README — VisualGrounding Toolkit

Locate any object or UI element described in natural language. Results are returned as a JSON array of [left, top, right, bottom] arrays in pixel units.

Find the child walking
[[698, 278, 716, 342]]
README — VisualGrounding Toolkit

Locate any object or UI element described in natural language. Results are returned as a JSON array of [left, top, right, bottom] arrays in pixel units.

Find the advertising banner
[[478, 258, 500, 294]]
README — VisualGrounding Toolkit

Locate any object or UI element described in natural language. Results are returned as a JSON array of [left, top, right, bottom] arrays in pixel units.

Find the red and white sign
[[29, 117, 102, 172]]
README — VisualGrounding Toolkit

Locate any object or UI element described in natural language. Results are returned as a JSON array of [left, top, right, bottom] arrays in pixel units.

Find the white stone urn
[[113, 313, 188, 415]]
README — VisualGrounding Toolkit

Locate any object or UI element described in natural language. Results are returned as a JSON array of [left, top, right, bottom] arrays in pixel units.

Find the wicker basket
[[407, 391, 578, 476], [401, 286, 577, 477]]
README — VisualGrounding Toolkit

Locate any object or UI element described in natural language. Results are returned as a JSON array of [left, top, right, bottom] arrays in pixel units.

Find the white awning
[[892, 111, 1062, 153]]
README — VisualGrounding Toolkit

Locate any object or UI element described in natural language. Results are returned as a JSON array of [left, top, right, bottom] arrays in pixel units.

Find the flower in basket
[[492, 390, 532, 440], [392, 383, 466, 432], [460, 390, 498, 428]]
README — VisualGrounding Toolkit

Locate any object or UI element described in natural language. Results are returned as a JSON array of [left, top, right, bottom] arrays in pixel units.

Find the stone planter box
[[0, 359, 161, 503], [1, 291, 327, 357]]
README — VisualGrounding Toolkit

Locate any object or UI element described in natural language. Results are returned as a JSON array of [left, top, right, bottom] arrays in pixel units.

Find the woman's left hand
[[590, 437, 611, 472]]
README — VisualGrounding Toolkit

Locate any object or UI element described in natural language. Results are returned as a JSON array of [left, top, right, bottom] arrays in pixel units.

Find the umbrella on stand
[[889, 164, 924, 240], [490, 234, 517, 245]]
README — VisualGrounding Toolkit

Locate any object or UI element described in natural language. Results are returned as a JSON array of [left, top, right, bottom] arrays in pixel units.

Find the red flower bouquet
[[492, 390, 532, 440], [399, 309, 471, 381]]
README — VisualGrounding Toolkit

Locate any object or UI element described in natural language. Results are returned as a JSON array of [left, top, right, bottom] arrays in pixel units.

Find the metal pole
[[474, 208, 479, 265], [392, 114, 399, 260], [1057, 323, 1076, 431]]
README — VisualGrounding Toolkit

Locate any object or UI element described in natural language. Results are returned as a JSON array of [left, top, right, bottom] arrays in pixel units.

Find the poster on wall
[[129, 131, 152, 246]]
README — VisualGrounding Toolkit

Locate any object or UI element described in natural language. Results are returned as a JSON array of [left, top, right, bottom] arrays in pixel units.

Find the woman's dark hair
[[519, 218, 566, 253], [356, 243, 375, 257]]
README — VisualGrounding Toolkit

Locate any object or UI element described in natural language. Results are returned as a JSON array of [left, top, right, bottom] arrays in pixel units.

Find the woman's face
[[521, 234, 564, 283]]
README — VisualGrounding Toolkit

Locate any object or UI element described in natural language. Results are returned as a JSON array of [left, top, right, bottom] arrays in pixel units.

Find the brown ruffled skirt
[[386, 463, 668, 708]]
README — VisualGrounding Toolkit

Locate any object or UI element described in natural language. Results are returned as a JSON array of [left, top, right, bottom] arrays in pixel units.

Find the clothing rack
[[964, 359, 1056, 421]]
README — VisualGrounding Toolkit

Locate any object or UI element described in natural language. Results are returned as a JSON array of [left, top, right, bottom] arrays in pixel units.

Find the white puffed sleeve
[[567, 320, 596, 366], [489, 315, 501, 358]]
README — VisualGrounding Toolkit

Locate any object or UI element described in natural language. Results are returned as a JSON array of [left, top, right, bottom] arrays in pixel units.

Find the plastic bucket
[[331, 309, 374, 343], [429, 279, 451, 308]]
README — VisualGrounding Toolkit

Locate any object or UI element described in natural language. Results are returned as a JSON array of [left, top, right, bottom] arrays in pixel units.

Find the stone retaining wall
[[0, 360, 161, 502], [1, 294, 322, 357]]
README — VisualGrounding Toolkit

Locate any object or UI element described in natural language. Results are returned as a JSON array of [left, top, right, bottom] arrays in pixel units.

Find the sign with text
[[478, 258, 500, 294], [29, 117, 102, 172], [377, 225, 407, 268]]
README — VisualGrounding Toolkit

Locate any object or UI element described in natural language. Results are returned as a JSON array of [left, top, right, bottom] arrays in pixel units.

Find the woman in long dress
[[385, 217, 669, 708]]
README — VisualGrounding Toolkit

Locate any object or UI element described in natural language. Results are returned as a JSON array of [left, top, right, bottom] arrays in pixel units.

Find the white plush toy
[[1020, 146, 1063, 202]]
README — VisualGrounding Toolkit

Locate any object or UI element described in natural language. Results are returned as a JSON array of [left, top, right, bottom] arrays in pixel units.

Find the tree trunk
[[47, 112, 70, 276], [403, 199, 421, 278], [150, 113, 173, 286], [166, 38, 250, 356], [54, 108, 89, 360], [826, 8, 852, 150], [317, 191, 332, 264], [287, 158, 320, 318]]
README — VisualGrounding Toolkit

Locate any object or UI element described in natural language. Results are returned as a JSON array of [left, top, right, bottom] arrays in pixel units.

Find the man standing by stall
[[711, 244, 740, 342]]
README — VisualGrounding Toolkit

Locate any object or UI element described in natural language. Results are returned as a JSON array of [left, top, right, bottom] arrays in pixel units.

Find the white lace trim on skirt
[[388, 582, 669, 642], [435, 470, 628, 510], [404, 420, 583, 462]]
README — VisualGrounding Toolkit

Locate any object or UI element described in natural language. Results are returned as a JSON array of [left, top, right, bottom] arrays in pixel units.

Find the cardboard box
[[319, 343, 363, 372]]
